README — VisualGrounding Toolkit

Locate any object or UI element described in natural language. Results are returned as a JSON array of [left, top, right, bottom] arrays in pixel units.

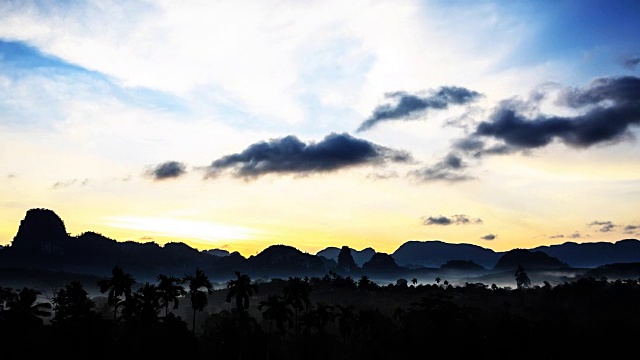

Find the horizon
[[1, 1, 639, 257], [3, 206, 639, 258]]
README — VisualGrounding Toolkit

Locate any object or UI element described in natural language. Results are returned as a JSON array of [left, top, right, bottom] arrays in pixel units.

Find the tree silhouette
[[183, 267, 214, 332], [335, 304, 357, 346], [0, 286, 16, 312], [282, 276, 312, 337], [258, 295, 294, 335], [411, 278, 418, 286], [157, 274, 186, 317], [515, 265, 531, 289], [301, 302, 335, 334], [435, 277, 441, 285], [97, 265, 136, 322], [131, 282, 162, 326], [51, 280, 95, 324], [4, 287, 52, 327], [226, 271, 258, 314]]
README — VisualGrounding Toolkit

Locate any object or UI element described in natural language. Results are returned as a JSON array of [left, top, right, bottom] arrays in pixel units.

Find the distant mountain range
[[2, 208, 640, 287]]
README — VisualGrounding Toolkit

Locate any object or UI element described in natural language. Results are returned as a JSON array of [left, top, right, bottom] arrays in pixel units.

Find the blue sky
[[0, 0, 639, 256]]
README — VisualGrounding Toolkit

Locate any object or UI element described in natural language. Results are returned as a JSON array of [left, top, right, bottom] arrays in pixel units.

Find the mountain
[[362, 252, 403, 275], [3, 208, 640, 287], [492, 249, 569, 271], [531, 239, 640, 268], [203, 249, 230, 257], [392, 240, 502, 269], [316, 246, 375, 266], [581, 262, 640, 280], [245, 244, 327, 278]]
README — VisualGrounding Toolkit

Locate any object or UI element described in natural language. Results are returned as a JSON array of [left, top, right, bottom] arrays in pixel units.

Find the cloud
[[549, 231, 583, 239], [421, 214, 482, 226], [481, 234, 496, 240], [623, 225, 639, 234], [409, 153, 474, 182], [624, 55, 640, 70], [588, 220, 618, 233], [205, 132, 411, 179], [147, 161, 187, 180], [356, 86, 481, 132], [52, 178, 89, 189], [469, 76, 640, 151]]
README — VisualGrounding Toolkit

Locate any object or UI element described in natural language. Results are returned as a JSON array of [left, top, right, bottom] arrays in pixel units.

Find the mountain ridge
[[2, 208, 639, 286]]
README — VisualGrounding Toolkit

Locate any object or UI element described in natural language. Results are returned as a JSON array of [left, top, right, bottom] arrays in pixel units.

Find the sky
[[1, 0, 639, 257]]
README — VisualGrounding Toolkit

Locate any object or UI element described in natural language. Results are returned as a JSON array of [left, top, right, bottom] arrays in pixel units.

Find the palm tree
[[226, 271, 258, 314], [5, 287, 52, 327], [183, 267, 214, 332], [282, 276, 312, 337], [303, 302, 334, 334], [131, 282, 162, 326], [258, 295, 294, 335], [97, 265, 136, 322], [335, 304, 357, 346], [411, 278, 418, 286], [157, 274, 186, 317]]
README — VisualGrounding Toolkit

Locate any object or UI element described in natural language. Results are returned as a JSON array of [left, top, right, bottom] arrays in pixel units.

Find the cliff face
[[11, 208, 69, 255]]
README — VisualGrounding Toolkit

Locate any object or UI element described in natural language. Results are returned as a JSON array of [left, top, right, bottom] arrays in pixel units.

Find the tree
[[226, 271, 258, 314], [258, 295, 294, 335], [282, 276, 312, 336], [357, 275, 378, 292], [411, 278, 418, 286], [51, 280, 96, 324], [515, 265, 531, 289], [183, 267, 214, 332], [157, 274, 186, 317], [97, 265, 136, 322], [335, 304, 357, 346], [435, 277, 441, 285], [131, 282, 162, 326], [4, 287, 52, 327], [0, 286, 16, 312]]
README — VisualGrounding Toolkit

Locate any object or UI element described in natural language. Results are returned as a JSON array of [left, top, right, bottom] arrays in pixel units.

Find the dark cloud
[[588, 220, 618, 233], [356, 86, 481, 132], [467, 76, 640, 152], [549, 232, 583, 239], [624, 225, 639, 234], [623, 55, 640, 70], [205, 132, 411, 179], [52, 178, 89, 189], [481, 234, 496, 240], [409, 153, 474, 182], [422, 214, 482, 226], [147, 161, 187, 180]]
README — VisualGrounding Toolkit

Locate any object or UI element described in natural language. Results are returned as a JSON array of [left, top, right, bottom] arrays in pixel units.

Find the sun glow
[[103, 216, 263, 244]]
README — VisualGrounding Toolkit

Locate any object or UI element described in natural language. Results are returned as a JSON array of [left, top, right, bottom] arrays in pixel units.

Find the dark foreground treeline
[[1, 266, 638, 360]]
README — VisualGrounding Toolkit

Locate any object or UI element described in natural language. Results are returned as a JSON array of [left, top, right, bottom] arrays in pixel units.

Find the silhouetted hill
[[316, 246, 375, 266], [441, 259, 486, 271], [493, 249, 569, 271], [203, 248, 230, 257], [362, 252, 403, 276], [246, 244, 326, 278], [531, 239, 640, 267], [11, 208, 68, 255], [392, 240, 501, 269], [581, 262, 640, 281], [4, 208, 640, 288]]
